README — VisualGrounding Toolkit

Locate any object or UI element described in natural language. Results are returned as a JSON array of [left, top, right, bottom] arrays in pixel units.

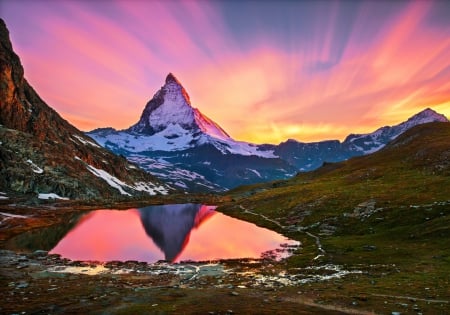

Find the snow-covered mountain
[[269, 108, 448, 171], [88, 73, 296, 191], [88, 73, 448, 192], [343, 108, 448, 154], [92, 73, 275, 157]]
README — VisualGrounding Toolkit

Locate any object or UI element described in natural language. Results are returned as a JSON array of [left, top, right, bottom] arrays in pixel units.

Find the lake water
[[49, 204, 299, 263]]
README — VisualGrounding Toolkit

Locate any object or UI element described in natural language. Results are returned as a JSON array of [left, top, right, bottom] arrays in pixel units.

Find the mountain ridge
[[88, 71, 448, 191], [0, 19, 171, 200], [128, 73, 231, 142], [87, 73, 298, 192]]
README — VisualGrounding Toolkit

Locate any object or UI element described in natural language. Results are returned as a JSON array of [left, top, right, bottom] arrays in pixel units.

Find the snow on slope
[[345, 108, 448, 154], [193, 108, 230, 141], [90, 128, 275, 157], [26, 159, 43, 174], [127, 155, 224, 191], [86, 163, 169, 196], [88, 73, 275, 158], [38, 193, 69, 200]]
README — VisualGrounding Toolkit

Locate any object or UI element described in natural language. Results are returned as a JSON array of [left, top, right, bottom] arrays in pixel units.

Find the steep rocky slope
[[0, 19, 170, 201]]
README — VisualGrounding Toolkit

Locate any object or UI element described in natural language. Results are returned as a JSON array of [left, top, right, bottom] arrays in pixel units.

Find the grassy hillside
[[219, 122, 450, 312]]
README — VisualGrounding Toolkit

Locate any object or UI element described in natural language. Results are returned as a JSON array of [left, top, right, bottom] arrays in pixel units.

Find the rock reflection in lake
[[47, 204, 298, 263]]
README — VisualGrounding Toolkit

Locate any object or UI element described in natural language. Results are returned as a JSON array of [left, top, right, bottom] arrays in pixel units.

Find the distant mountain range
[[0, 19, 171, 201], [262, 107, 448, 172], [88, 73, 448, 192]]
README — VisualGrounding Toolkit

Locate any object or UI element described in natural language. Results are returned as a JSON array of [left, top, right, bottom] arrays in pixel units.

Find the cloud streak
[[1, 0, 449, 143]]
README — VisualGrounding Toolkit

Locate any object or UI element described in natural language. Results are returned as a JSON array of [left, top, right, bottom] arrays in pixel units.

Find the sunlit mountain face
[[2, 0, 449, 144]]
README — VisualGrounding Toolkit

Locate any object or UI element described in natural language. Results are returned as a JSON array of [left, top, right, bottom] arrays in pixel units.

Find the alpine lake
[[1, 200, 448, 314], [6, 204, 300, 263]]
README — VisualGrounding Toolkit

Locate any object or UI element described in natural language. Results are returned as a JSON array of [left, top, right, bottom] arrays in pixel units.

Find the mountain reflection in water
[[47, 204, 298, 263], [139, 204, 215, 261]]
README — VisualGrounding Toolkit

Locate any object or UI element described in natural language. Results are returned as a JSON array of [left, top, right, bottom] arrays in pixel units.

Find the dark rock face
[[0, 19, 169, 200], [128, 88, 167, 135]]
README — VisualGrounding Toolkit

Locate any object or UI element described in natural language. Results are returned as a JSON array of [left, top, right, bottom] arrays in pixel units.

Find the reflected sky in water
[[50, 204, 298, 263]]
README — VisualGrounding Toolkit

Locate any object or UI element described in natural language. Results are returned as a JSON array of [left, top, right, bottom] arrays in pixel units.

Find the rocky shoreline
[[0, 249, 366, 314]]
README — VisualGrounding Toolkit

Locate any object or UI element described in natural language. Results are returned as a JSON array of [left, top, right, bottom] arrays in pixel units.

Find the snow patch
[[211, 137, 277, 158], [86, 164, 132, 196], [174, 181, 188, 189], [26, 159, 43, 174], [363, 143, 386, 154], [38, 193, 69, 200], [86, 164, 168, 196], [133, 181, 169, 196], [0, 212, 29, 218], [247, 169, 262, 178], [72, 134, 101, 148]]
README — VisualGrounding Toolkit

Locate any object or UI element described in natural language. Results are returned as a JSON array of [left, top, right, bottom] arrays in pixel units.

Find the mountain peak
[[409, 108, 448, 122], [128, 74, 230, 141], [165, 72, 180, 85]]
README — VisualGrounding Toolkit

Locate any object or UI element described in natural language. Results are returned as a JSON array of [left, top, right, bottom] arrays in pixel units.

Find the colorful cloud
[[1, 0, 449, 143]]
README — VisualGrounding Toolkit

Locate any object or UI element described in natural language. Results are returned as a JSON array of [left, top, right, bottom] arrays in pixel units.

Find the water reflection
[[46, 204, 298, 263], [139, 204, 215, 261]]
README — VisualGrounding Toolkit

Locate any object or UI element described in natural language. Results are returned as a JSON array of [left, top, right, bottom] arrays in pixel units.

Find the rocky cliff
[[0, 19, 171, 201]]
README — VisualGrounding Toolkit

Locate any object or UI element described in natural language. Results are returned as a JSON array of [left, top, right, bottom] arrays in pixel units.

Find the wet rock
[[16, 281, 29, 289], [31, 270, 67, 279], [30, 250, 48, 258], [348, 199, 381, 220]]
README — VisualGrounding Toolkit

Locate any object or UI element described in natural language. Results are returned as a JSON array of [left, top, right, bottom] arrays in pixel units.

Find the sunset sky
[[2, 0, 450, 144]]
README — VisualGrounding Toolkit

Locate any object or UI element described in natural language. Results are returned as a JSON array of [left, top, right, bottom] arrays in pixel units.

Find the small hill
[[227, 122, 450, 210], [222, 122, 450, 299]]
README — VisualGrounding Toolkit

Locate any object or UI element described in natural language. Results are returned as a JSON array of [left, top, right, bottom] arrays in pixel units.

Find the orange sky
[[2, 0, 449, 143]]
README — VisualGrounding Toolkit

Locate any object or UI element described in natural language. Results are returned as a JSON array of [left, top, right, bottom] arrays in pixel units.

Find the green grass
[[218, 123, 450, 307]]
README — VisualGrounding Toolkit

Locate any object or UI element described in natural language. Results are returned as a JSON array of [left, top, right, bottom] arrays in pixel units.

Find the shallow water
[[49, 204, 299, 263]]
